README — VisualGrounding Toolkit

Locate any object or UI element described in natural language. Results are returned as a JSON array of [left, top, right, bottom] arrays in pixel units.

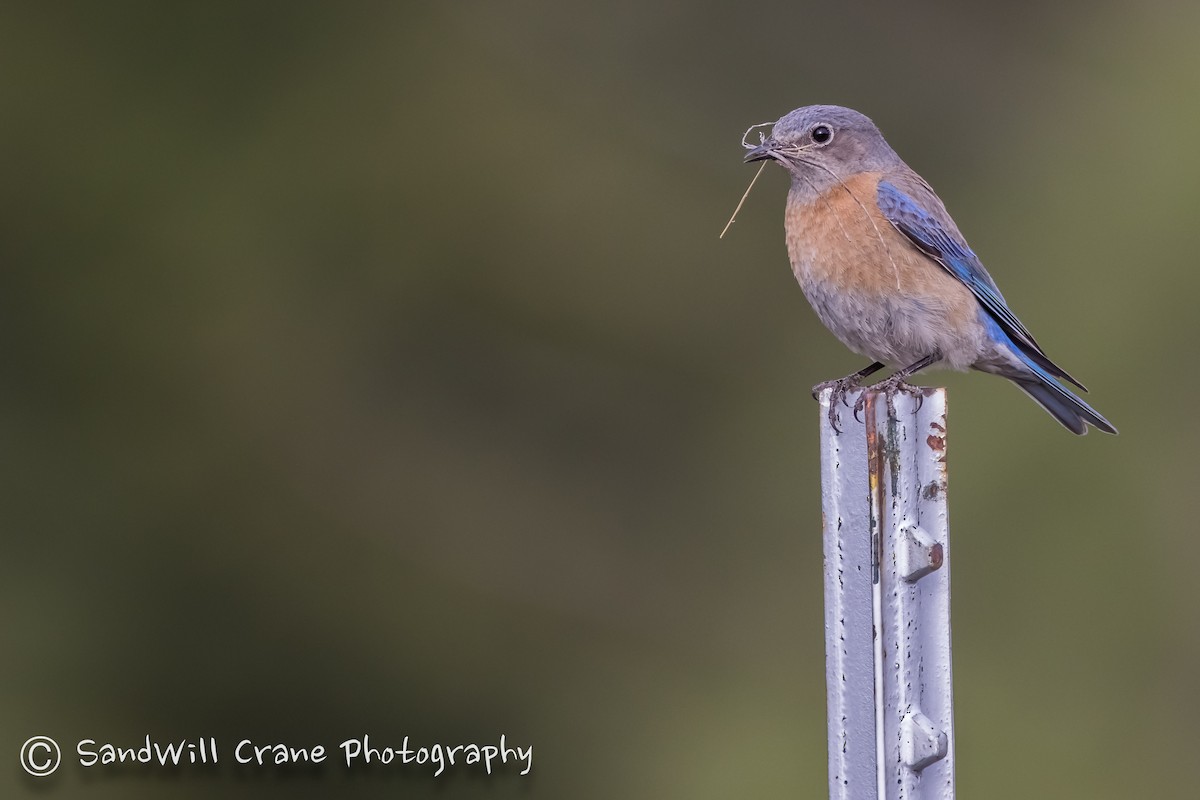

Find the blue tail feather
[[1011, 372, 1116, 435], [981, 314, 1116, 435]]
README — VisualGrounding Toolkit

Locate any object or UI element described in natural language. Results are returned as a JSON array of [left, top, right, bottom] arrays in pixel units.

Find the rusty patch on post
[[926, 429, 947, 470], [864, 391, 883, 585], [865, 391, 880, 491], [927, 414, 947, 467], [929, 542, 944, 571]]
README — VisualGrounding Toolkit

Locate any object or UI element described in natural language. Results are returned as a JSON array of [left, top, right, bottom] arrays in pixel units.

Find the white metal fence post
[[818, 387, 954, 800]]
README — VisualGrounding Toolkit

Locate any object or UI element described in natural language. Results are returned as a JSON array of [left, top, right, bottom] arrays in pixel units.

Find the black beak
[[743, 142, 777, 163]]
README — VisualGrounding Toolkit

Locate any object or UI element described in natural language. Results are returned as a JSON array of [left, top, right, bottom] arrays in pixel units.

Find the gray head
[[744, 105, 902, 191]]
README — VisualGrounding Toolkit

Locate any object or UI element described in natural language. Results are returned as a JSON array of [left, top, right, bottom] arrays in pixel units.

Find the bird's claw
[[866, 373, 926, 419], [814, 372, 930, 433], [812, 377, 866, 433], [852, 391, 869, 424]]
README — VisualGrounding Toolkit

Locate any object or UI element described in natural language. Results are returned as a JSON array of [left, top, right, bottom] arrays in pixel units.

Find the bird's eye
[[811, 124, 833, 144]]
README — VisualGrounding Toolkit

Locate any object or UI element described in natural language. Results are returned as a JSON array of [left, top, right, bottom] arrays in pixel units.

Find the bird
[[742, 104, 1116, 435]]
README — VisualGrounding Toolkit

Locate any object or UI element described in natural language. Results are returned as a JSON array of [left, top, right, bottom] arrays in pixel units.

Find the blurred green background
[[2, 1, 1197, 797]]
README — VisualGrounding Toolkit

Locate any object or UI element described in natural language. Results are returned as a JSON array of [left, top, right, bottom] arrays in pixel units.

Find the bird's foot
[[812, 375, 868, 433], [858, 373, 926, 421]]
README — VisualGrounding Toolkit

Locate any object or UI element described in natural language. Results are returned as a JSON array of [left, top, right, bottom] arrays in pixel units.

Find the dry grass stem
[[719, 161, 767, 239]]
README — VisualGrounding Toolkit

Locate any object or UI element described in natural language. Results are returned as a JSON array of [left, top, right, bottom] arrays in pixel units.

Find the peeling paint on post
[[819, 388, 954, 800]]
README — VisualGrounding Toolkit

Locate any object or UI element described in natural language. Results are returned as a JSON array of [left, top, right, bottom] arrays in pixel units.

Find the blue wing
[[876, 179, 1086, 392]]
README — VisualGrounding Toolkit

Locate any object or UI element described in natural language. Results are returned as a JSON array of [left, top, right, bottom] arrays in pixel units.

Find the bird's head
[[743, 105, 901, 191]]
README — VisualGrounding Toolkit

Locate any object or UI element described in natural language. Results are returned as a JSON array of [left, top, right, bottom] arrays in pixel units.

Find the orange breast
[[785, 172, 977, 328]]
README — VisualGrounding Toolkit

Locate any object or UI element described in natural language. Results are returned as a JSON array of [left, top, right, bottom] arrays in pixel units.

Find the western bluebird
[[743, 105, 1116, 435]]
